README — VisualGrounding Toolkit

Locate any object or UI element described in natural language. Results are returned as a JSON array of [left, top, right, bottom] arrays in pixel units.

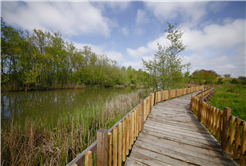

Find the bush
[[231, 78, 239, 84], [216, 78, 223, 84]]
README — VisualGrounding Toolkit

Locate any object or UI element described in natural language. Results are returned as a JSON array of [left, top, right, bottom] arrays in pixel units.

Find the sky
[[1, 0, 246, 78]]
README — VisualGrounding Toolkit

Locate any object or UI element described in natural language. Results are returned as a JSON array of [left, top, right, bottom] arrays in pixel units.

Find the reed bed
[[1, 89, 145, 166]]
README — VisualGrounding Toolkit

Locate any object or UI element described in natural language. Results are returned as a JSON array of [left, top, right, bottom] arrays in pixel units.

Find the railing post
[[168, 89, 171, 100], [97, 128, 108, 166], [198, 96, 202, 122], [153, 91, 156, 106], [190, 95, 193, 111], [240, 122, 246, 165], [85, 151, 92, 166], [141, 99, 144, 130], [221, 107, 231, 152], [161, 89, 163, 101], [149, 93, 152, 113]]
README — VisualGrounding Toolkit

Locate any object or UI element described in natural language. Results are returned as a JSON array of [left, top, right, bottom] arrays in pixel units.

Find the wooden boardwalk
[[125, 94, 238, 166]]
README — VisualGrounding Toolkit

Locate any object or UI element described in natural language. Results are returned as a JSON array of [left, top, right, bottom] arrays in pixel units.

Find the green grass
[[210, 85, 246, 121], [1, 89, 147, 165]]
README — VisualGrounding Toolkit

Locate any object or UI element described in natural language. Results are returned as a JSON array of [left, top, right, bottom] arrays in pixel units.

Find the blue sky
[[1, 1, 245, 78]]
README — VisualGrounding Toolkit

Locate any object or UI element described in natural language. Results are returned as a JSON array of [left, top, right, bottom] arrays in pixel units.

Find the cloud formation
[[2, 1, 116, 37], [127, 18, 245, 77]]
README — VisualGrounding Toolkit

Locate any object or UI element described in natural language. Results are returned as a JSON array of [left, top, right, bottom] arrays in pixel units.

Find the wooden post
[[97, 128, 108, 166], [132, 111, 135, 143], [113, 127, 117, 166], [219, 111, 223, 141], [161, 89, 163, 101], [85, 151, 92, 166], [198, 97, 202, 122], [168, 89, 171, 100], [149, 93, 152, 113], [108, 133, 112, 166], [126, 116, 129, 156], [128, 114, 132, 150], [141, 99, 144, 131], [240, 122, 246, 165], [122, 119, 126, 162], [154, 91, 156, 105], [118, 123, 122, 166], [234, 119, 242, 159], [229, 117, 236, 153], [176, 88, 178, 97], [190, 95, 193, 111], [215, 109, 220, 138], [221, 107, 231, 152], [182, 88, 184, 95]]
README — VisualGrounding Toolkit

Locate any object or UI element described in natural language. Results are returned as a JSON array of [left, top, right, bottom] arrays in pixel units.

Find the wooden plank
[[222, 107, 231, 152], [126, 116, 129, 156], [141, 99, 144, 131], [144, 120, 211, 135], [142, 129, 222, 150], [122, 120, 126, 162], [129, 152, 170, 166], [108, 133, 112, 166], [124, 157, 147, 166], [97, 128, 108, 166], [132, 145, 191, 166], [229, 116, 236, 153], [129, 113, 132, 150], [118, 123, 122, 166], [85, 151, 92, 166], [137, 132, 232, 160], [146, 118, 207, 131], [240, 122, 246, 165], [113, 127, 117, 166], [143, 125, 219, 144], [138, 137, 235, 166], [234, 118, 241, 159]]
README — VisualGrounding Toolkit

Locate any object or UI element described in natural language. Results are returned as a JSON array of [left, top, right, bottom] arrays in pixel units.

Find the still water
[[1, 86, 139, 127]]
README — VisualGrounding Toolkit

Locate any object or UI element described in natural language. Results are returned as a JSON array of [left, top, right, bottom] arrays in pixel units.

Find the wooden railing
[[68, 85, 210, 166], [190, 87, 246, 166]]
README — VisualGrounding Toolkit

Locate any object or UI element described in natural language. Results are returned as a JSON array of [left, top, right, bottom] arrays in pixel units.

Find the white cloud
[[145, 2, 208, 24], [127, 18, 246, 77], [72, 42, 125, 63], [2, 1, 116, 37], [122, 27, 129, 36], [182, 19, 246, 52], [136, 9, 149, 25]]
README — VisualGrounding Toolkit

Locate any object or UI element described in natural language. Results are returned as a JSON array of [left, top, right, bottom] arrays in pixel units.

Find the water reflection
[[1, 87, 138, 127]]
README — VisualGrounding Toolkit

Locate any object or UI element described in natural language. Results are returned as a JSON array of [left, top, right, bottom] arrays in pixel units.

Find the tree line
[[1, 18, 153, 91]]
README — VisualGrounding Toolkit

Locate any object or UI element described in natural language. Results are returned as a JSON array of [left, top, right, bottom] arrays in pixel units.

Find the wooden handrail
[[191, 87, 246, 165], [67, 85, 208, 166]]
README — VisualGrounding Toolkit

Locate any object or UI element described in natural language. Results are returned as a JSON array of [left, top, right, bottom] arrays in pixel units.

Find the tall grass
[[1, 89, 145, 165], [210, 85, 246, 121]]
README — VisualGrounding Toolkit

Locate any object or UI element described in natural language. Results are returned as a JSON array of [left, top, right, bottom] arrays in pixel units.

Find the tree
[[142, 22, 189, 90], [192, 69, 219, 85], [224, 74, 231, 78]]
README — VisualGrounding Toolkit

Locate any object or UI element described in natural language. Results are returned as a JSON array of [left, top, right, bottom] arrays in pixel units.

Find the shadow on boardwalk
[[125, 94, 238, 166]]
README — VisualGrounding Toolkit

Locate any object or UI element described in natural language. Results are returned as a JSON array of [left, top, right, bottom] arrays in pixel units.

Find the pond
[[1, 86, 139, 128]]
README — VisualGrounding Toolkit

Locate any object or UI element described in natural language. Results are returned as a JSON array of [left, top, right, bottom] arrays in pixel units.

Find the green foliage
[[216, 78, 224, 84], [210, 86, 246, 121], [142, 22, 190, 90], [1, 18, 149, 91], [192, 69, 219, 85]]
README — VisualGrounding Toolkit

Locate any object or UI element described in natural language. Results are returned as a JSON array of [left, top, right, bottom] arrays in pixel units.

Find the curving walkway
[[125, 94, 238, 166]]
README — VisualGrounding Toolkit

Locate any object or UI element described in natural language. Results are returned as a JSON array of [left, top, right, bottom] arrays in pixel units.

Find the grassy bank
[[210, 85, 246, 121], [1, 89, 146, 165]]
